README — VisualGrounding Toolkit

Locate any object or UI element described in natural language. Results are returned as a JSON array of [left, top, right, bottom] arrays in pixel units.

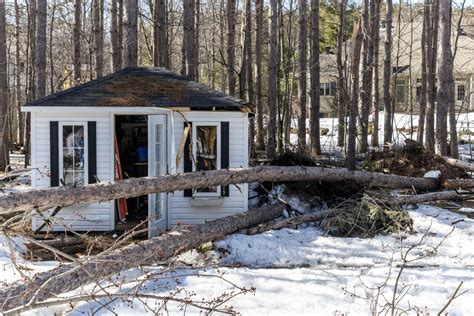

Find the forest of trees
[[0, 0, 472, 171]]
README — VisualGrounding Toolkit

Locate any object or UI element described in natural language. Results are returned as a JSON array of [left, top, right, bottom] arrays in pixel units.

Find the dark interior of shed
[[114, 115, 149, 228]]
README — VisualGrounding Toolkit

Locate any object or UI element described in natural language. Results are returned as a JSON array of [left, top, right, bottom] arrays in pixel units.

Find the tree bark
[[0, 166, 440, 215], [389, 191, 469, 206], [267, 0, 278, 159], [93, 0, 104, 78], [35, 0, 46, 98], [426, 0, 439, 152], [124, 0, 138, 67], [297, 0, 308, 151], [0, 203, 287, 312], [346, 19, 363, 170], [182, 0, 196, 79], [383, 0, 393, 146], [418, 0, 429, 145], [371, 0, 381, 147], [0, 0, 9, 170], [72, 0, 82, 84], [309, 0, 321, 155], [14, 0, 23, 146], [226, 0, 236, 95], [154, 0, 168, 68], [118, 0, 124, 68], [110, 0, 120, 72], [439, 156, 474, 171], [336, 0, 347, 148], [255, 0, 265, 151]]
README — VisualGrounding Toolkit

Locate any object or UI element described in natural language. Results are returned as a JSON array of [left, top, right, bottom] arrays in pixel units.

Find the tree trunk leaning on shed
[[0, 166, 440, 215], [0, 203, 287, 313]]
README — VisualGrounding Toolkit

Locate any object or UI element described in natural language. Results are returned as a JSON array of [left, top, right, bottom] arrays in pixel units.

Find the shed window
[[60, 123, 87, 186], [396, 80, 405, 103], [457, 85, 466, 101], [192, 123, 220, 196]]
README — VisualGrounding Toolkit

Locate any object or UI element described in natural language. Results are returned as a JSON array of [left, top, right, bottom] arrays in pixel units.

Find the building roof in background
[[24, 67, 250, 111]]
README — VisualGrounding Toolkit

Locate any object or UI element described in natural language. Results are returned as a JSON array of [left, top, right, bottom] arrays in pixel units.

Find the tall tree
[[111, 0, 120, 71], [0, 0, 9, 170], [418, 0, 430, 144], [297, 0, 308, 150], [124, 0, 138, 67], [118, 0, 124, 68], [383, 0, 393, 145], [346, 19, 363, 170], [182, 0, 196, 79], [226, 0, 236, 96], [35, 0, 47, 98], [255, 0, 265, 150], [154, 0, 168, 68], [93, 0, 104, 78], [73, 0, 82, 83], [371, 0, 381, 147], [358, 0, 375, 153], [309, 0, 321, 155], [336, 0, 347, 148], [267, 0, 278, 159], [243, 0, 254, 152], [437, 0, 457, 157], [426, 0, 439, 151], [14, 0, 23, 146]]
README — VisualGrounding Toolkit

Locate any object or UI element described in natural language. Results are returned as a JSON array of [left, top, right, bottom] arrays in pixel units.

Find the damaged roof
[[24, 67, 250, 111]]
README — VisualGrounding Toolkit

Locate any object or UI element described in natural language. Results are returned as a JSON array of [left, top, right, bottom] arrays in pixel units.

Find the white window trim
[[192, 122, 221, 197], [58, 122, 89, 186]]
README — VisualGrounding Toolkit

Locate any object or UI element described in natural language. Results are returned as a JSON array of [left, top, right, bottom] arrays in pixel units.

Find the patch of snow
[[458, 207, 474, 213], [424, 170, 442, 179]]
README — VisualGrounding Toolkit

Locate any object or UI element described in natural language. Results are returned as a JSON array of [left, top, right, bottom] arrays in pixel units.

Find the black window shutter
[[221, 122, 230, 197], [183, 122, 193, 197], [50, 121, 59, 187], [88, 121, 97, 184]]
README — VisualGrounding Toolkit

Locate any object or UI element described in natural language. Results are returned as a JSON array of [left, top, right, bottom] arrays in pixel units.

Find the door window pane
[[195, 125, 218, 193], [62, 125, 85, 186]]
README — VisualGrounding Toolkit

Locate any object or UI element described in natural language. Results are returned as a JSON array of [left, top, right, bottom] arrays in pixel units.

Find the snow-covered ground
[[1, 204, 473, 315]]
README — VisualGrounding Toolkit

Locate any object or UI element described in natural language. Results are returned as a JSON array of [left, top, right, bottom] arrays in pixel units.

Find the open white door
[[148, 115, 167, 237]]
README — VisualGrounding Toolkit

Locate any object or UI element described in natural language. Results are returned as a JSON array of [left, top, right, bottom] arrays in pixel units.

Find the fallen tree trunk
[[246, 209, 337, 235], [0, 203, 287, 312], [389, 191, 472, 206], [0, 166, 439, 214], [444, 179, 474, 189], [440, 156, 474, 172]]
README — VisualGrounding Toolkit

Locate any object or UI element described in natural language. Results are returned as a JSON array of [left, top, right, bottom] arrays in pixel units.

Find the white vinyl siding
[[170, 111, 249, 226], [31, 112, 114, 231]]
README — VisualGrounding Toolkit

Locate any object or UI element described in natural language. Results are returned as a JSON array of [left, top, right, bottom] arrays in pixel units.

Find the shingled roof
[[24, 67, 250, 111]]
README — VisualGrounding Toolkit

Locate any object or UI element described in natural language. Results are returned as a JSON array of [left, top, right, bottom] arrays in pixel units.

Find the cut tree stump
[[0, 203, 287, 312], [0, 166, 439, 215]]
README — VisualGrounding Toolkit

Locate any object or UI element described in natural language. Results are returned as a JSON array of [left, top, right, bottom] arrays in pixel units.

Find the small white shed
[[22, 67, 250, 237]]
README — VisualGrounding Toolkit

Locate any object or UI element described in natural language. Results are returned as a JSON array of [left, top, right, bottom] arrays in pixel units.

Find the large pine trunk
[[418, 0, 429, 145], [336, 0, 347, 148], [297, 0, 308, 151], [255, 0, 265, 150], [346, 20, 363, 170], [93, 0, 104, 78], [226, 0, 236, 95], [383, 0, 393, 146], [35, 0, 46, 98], [154, 0, 168, 68], [182, 0, 196, 79], [371, 0, 381, 147], [124, 0, 138, 67], [110, 0, 120, 72], [0, 204, 287, 312], [426, 0, 439, 151], [0, 0, 9, 170], [309, 0, 321, 155], [73, 0, 82, 82], [267, 0, 278, 159]]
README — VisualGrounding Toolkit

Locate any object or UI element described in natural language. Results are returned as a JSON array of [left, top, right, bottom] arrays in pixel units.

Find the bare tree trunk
[[182, 0, 196, 79], [437, 0, 457, 158], [124, 0, 138, 67], [371, 0, 381, 147], [297, 0, 308, 151], [35, 0, 46, 98], [358, 0, 374, 153], [73, 0, 82, 82], [226, 0, 236, 95], [336, 0, 347, 148], [383, 0, 393, 146], [309, 0, 321, 155], [48, 0, 56, 93], [24, 0, 36, 167], [0, 166, 440, 214], [110, 0, 120, 72], [267, 0, 278, 159], [93, 0, 104, 78], [426, 0, 439, 152], [118, 0, 124, 68], [346, 19, 363, 170], [0, 204, 287, 312], [154, 0, 168, 68], [0, 0, 9, 170], [244, 0, 255, 153], [14, 0, 23, 146], [255, 0, 265, 151], [418, 0, 429, 145], [194, 0, 200, 81]]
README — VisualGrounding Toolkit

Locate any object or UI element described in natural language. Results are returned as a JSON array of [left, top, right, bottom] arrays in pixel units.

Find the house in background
[[22, 67, 250, 237], [317, 12, 474, 116]]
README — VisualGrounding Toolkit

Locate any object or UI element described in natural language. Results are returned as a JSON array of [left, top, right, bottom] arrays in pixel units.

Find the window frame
[[457, 84, 466, 101], [191, 122, 221, 197], [58, 122, 89, 187]]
